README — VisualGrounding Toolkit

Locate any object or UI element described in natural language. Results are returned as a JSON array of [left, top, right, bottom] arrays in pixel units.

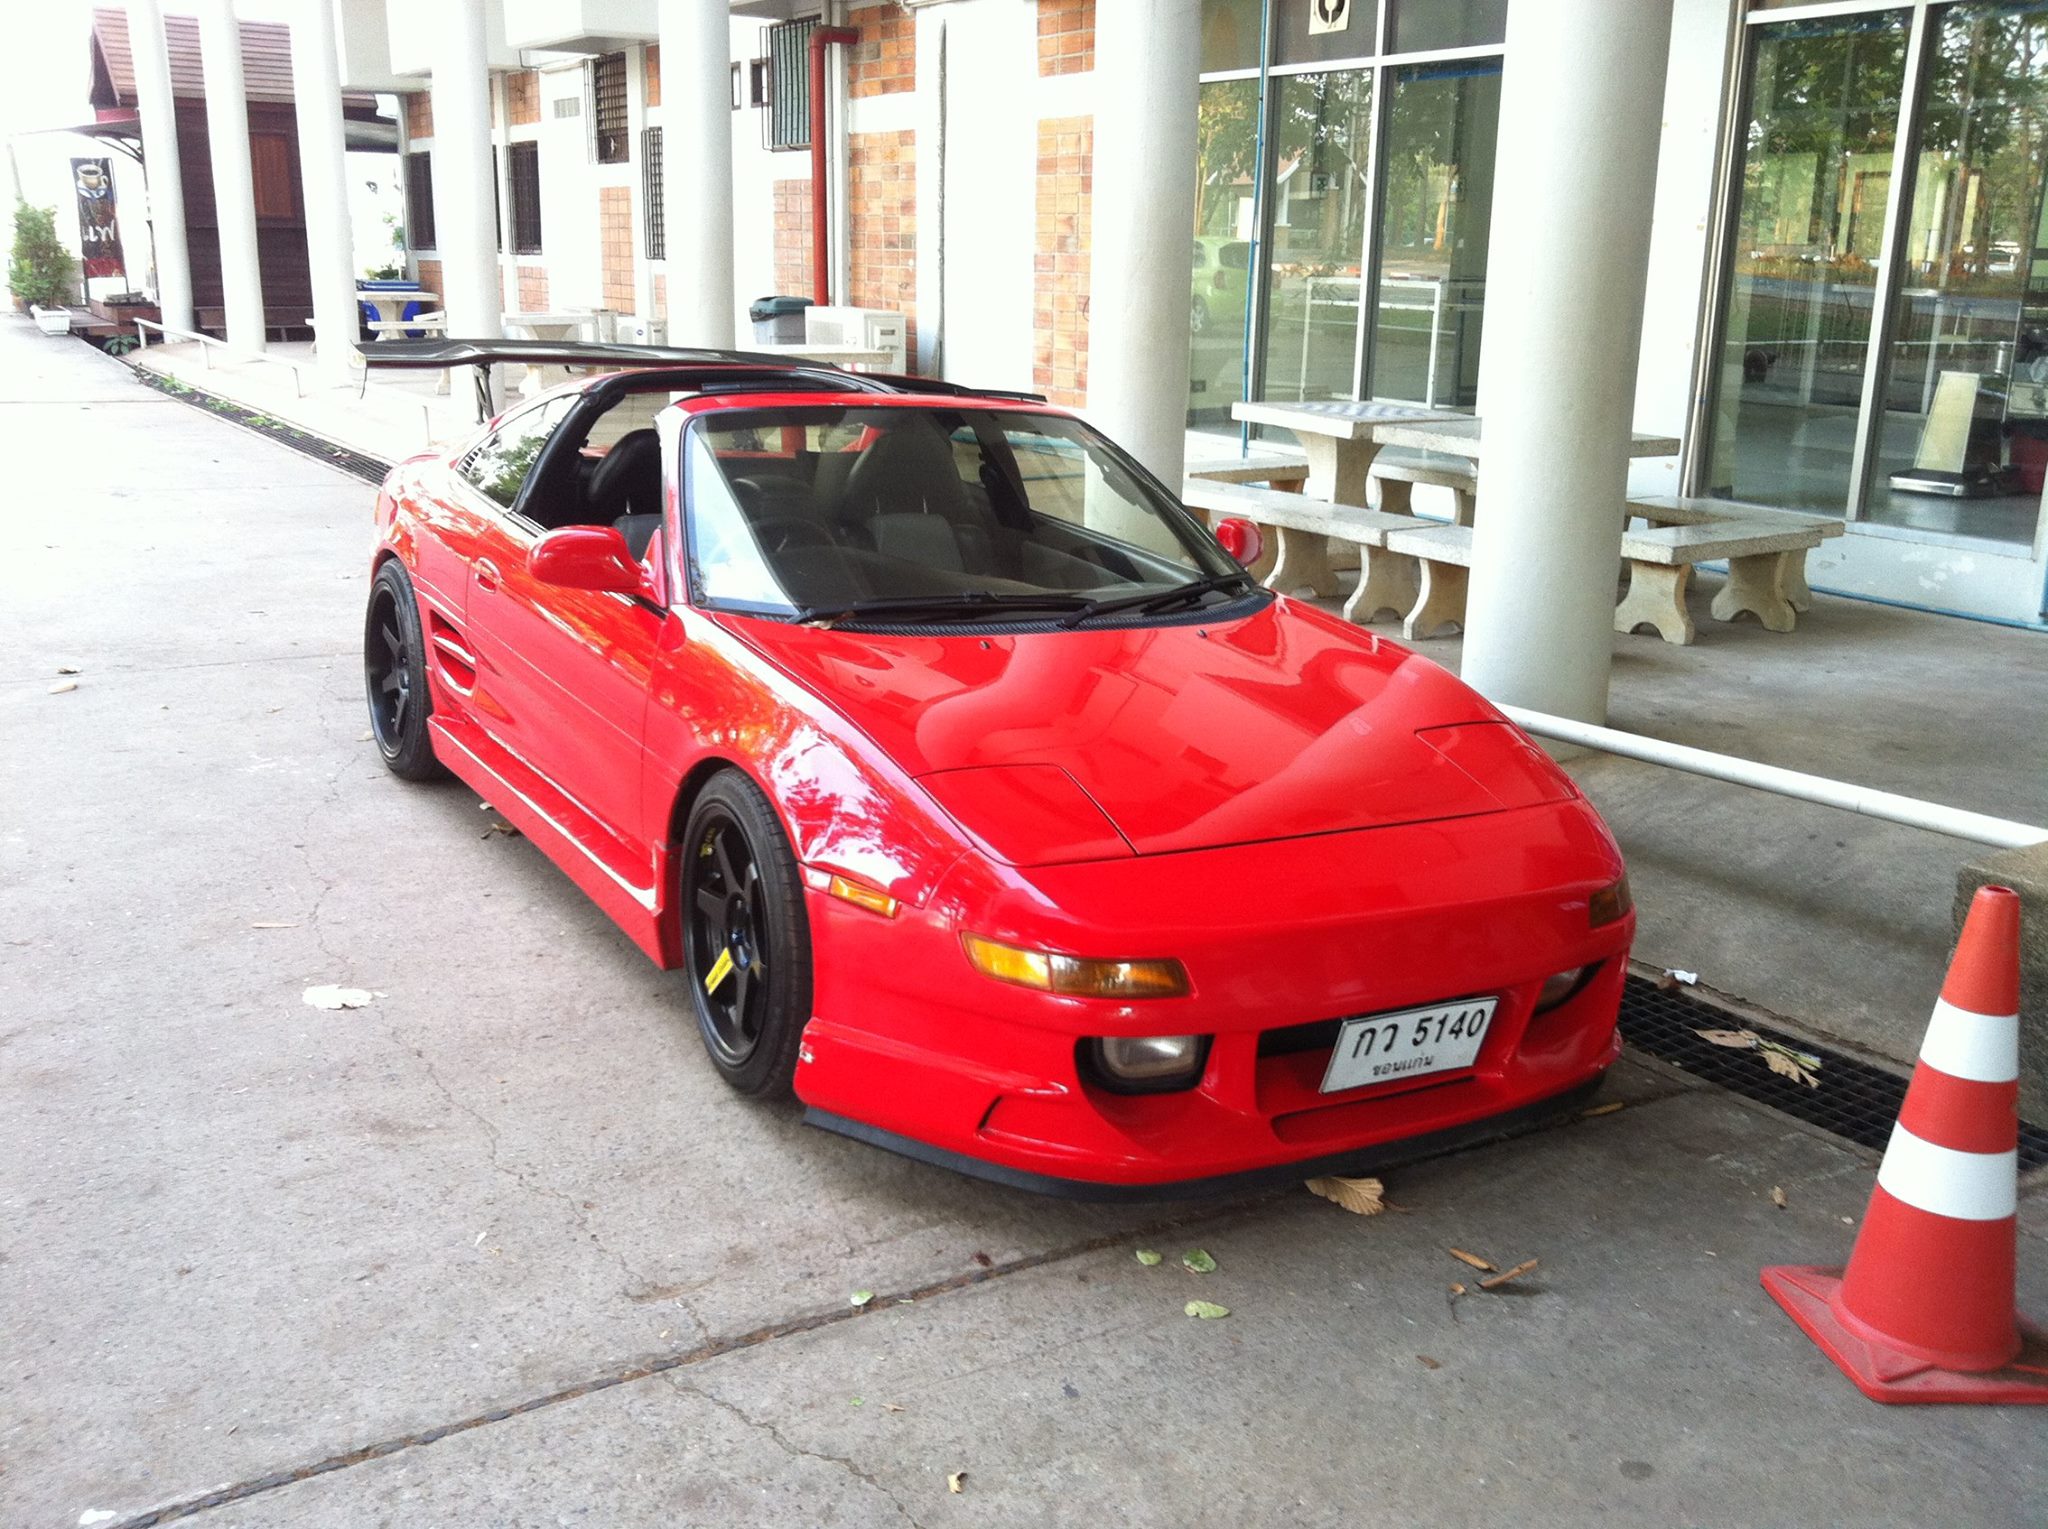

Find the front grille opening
[[1617, 974, 2048, 1172]]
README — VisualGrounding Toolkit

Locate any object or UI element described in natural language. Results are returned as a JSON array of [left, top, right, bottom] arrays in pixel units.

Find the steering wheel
[[750, 516, 836, 555]]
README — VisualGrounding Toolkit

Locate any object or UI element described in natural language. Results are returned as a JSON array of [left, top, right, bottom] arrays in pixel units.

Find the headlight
[[1082, 1034, 1210, 1093], [1534, 964, 1597, 1013], [962, 934, 1190, 999]]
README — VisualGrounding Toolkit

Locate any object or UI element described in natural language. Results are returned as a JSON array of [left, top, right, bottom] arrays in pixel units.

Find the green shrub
[[10, 202, 77, 309]]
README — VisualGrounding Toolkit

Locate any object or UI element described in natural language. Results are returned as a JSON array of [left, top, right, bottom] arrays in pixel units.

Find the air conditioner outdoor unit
[[804, 306, 906, 373], [617, 315, 666, 347]]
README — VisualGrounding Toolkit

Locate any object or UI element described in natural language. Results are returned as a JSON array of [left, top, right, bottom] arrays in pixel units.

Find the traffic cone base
[[1762, 1264, 2048, 1405]]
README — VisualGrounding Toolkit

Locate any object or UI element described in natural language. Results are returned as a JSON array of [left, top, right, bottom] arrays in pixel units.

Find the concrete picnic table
[[1368, 415, 1680, 463], [1230, 398, 1466, 505], [503, 313, 605, 395], [358, 289, 441, 331]]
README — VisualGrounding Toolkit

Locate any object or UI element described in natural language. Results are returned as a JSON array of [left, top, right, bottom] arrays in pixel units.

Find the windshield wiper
[[792, 590, 1093, 627], [1055, 571, 1256, 629]]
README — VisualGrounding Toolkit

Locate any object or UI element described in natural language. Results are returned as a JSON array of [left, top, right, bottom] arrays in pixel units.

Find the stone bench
[[1186, 455, 1312, 489], [1627, 494, 1844, 612], [1614, 521, 1826, 645], [1382, 524, 1478, 640], [1180, 478, 1438, 624], [1370, 454, 1478, 525]]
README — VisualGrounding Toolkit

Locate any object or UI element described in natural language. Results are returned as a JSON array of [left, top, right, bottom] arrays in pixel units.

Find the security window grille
[[590, 51, 629, 164], [509, 142, 542, 255], [642, 127, 665, 260], [405, 150, 436, 250], [492, 147, 502, 251], [765, 19, 816, 152]]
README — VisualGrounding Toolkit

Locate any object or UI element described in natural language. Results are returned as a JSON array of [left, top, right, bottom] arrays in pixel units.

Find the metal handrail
[[133, 318, 307, 399], [1502, 705, 2047, 852]]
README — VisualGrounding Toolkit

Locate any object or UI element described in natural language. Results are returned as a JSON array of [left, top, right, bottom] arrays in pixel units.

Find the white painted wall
[[537, 63, 604, 309]]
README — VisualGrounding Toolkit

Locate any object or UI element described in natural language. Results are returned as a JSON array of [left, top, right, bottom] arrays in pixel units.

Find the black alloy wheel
[[680, 772, 812, 1097], [364, 561, 446, 781]]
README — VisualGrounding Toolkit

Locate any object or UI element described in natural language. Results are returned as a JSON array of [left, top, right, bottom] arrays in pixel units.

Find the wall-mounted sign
[[1309, 0, 1352, 36], [72, 158, 123, 279]]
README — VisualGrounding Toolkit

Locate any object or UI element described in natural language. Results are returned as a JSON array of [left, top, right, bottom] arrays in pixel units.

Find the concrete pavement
[[4, 318, 2044, 1526]]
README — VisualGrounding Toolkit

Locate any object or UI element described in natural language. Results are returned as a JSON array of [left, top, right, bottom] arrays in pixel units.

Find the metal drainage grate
[[130, 365, 395, 485], [1618, 975, 2048, 1172]]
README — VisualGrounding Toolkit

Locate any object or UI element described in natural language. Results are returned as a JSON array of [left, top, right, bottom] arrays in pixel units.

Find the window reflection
[[1261, 71, 1375, 403], [1188, 77, 1262, 431]]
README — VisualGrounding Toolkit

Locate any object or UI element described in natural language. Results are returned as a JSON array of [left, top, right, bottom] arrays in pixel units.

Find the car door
[[461, 396, 666, 870]]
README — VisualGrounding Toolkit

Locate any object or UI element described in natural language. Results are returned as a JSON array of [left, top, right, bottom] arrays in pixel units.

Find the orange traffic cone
[[1762, 884, 2048, 1403]]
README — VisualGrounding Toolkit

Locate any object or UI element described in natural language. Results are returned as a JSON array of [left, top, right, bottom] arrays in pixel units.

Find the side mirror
[[1214, 516, 1264, 569], [528, 525, 652, 598]]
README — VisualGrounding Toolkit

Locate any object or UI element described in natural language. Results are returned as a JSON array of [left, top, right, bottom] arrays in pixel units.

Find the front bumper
[[793, 802, 1631, 1193]]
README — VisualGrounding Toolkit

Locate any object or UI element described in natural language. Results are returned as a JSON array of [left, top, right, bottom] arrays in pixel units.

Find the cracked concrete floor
[[4, 323, 2044, 1527]]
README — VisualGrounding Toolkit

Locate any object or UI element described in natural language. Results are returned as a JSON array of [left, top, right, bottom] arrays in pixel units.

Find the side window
[[458, 398, 573, 510]]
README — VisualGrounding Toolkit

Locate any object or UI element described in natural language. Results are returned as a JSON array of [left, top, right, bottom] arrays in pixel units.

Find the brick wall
[[1038, 0, 1094, 76], [506, 70, 541, 127], [849, 3, 914, 97], [848, 130, 916, 367], [599, 187, 635, 311], [654, 273, 667, 320], [772, 178, 813, 300], [1033, 116, 1092, 406], [644, 44, 661, 108], [415, 258, 443, 301], [518, 266, 549, 312], [403, 91, 433, 141]]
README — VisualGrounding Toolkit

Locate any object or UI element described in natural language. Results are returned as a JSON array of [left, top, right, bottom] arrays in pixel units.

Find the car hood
[[726, 601, 1575, 864]]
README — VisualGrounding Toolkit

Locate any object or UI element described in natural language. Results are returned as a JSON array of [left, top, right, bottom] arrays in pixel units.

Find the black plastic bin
[[749, 295, 812, 345]]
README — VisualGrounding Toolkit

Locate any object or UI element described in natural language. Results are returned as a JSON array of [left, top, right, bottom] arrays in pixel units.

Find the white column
[[127, 0, 193, 333], [1461, 0, 1675, 723], [429, 0, 502, 409], [658, 0, 735, 348], [290, 0, 357, 384], [195, 0, 266, 350], [1085, 0, 1200, 486]]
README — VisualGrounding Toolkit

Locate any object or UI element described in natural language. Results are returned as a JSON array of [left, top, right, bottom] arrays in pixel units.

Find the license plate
[[1318, 998, 1498, 1094]]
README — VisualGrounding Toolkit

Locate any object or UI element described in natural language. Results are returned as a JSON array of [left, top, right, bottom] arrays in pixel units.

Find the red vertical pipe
[[809, 26, 859, 307]]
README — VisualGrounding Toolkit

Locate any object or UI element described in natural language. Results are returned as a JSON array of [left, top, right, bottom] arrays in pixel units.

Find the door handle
[[475, 558, 502, 593]]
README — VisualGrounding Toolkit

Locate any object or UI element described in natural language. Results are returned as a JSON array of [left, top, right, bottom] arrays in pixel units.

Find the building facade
[[115, 0, 2048, 625]]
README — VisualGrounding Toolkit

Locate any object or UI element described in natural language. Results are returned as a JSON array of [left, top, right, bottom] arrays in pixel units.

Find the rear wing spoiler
[[353, 338, 810, 371]]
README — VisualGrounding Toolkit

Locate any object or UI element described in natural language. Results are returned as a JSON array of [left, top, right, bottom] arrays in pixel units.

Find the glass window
[[1386, 0, 1507, 55], [1261, 71, 1375, 403], [1202, 0, 1266, 72], [1188, 77, 1263, 430], [509, 142, 542, 255], [1274, 0, 1378, 65], [686, 408, 1239, 621], [1369, 60, 1499, 408], [1864, 3, 2048, 546], [459, 397, 574, 510], [1702, 13, 1910, 512]]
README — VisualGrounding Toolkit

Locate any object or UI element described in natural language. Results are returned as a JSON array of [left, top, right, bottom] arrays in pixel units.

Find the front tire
[[364, 560, 446, 782], [680, 772, 813, 1097]]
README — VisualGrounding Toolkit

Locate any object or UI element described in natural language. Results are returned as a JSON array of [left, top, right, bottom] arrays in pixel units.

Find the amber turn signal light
[[1589, 874, 1633, 929], [962, 935, 1190, 999], [827, 874, 899, 918]]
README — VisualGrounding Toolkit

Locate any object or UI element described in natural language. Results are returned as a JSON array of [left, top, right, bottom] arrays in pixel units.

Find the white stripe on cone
[[1918, 998, 2021, 1084], [1875, 1122, 2018, 1222]]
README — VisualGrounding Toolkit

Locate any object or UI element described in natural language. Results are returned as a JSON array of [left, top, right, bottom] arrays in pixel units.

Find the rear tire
[[364, 560, 447, 782], [680, 771, 813, 1098]]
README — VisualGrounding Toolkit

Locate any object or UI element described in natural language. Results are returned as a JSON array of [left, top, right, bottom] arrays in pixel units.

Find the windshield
[[683, 406, 1248, 624]]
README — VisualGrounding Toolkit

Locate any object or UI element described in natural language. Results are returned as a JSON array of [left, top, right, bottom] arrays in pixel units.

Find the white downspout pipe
[[1502, 706, 2048, 851]]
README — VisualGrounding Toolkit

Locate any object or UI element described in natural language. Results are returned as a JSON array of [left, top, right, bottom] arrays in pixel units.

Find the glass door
[[1369, 59, 1501, 407], [1703, 11, 1912, 511], [1863, 2, 2048, 546], [1259, 69, 1377, 403], [1188, 77, 1264, 430]]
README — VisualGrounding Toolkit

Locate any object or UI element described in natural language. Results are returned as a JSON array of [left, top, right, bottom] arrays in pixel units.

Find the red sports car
[[363, 344, 1633, 1197]]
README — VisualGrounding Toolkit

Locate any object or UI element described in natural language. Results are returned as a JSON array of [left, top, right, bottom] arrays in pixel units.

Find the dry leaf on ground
[[1479, 1258, 1539, 1290], [1581, 1101, 1625, 1118], [947, 1471, 966, 1494], [47, 680, 77, 695], [56, 665, 80, 675], [251, 921, 298, 929], [1448, 1283, 1467, 1296], [1770, 1186, 1788, 1209], [1416, 1355, 1441, 1370], [1448, 1248, 1495, 1272], [1695, 1028, 1761, 1049], [1760, 1042, 1821, 1088], [1305, 1175, 1386, 1215]]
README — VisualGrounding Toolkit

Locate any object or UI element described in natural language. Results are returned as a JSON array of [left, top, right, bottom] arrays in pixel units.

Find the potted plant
[[10, 202, 79, 332]]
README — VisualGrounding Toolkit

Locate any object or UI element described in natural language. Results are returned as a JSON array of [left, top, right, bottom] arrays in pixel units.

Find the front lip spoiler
[[802, 1074, 1607, 1202]]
